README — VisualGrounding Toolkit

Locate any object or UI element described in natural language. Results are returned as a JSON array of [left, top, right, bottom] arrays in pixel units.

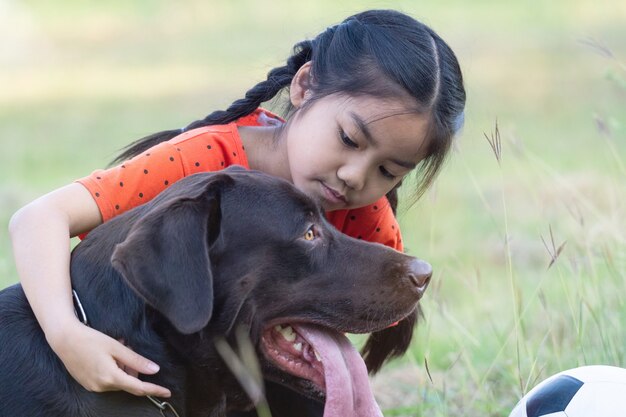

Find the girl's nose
[[337, 164, 367, 191]]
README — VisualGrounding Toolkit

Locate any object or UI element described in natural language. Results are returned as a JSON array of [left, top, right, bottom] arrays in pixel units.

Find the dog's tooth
[[314, 349, 322, 362], [274, 325, 284, 332], [279, 326, 296, 342], [293, 342, 302, 352]]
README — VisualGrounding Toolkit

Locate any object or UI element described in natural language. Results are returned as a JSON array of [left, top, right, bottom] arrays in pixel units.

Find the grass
[[1, 1, 625, 416]]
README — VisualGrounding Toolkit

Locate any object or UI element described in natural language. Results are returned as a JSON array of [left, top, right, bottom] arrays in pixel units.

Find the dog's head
[[111, 167, 430, 414]]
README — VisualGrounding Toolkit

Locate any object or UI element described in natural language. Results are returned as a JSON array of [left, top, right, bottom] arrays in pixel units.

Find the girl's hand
[[10, 184, 169, 398], [49, 321, 171, 398]]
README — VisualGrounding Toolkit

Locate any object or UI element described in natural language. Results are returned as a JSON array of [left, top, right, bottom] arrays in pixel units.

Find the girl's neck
[[237, 125, 292, 183]]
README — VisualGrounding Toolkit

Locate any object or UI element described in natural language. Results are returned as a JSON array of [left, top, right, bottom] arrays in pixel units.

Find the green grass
[[1, 1, 625, 416]]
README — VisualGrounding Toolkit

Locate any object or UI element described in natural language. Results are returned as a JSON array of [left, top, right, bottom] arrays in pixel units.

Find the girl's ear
[[290, 61, 313, 108]]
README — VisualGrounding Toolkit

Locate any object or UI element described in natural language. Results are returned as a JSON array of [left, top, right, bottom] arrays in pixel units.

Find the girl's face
[[285, 94, 430, 211]]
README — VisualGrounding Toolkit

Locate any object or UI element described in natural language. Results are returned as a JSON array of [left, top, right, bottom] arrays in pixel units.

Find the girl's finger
[[112, 342, 161, 375], [112, 368, 171, 398]]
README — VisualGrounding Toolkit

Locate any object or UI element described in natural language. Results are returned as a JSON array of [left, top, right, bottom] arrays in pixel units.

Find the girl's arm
[[9, 183, 171, 398]]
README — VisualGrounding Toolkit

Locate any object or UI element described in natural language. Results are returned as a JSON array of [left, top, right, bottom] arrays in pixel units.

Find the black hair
[[113, 9, 466, 213]]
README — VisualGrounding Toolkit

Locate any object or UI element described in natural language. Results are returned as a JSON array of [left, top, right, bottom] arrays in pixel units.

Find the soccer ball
[[509, 365, 626, 417]]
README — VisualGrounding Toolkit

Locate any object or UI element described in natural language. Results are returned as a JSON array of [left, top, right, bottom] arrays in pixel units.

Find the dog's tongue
[[294, 324, 383, 417]]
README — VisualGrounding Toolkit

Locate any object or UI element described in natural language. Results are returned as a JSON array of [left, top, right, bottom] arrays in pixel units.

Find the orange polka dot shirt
[[77, 109, 403, 251]]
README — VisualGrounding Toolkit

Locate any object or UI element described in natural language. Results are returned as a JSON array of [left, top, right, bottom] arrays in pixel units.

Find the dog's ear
[[361, 307, 421, 374], [111, 173, 234, 334]]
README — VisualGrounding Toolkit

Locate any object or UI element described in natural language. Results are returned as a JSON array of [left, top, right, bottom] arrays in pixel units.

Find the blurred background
[[1, 0, 624, 415]]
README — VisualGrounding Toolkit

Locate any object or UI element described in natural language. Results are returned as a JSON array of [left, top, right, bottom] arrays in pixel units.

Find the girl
[[9, 8, 465, 403]]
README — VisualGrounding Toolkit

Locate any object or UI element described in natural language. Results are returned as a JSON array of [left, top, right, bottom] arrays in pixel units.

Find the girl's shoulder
[[152, 123, 249, 175], [326, 197, 403, 251], [235, 108, 284, 127], [167, 107, 283, 164]]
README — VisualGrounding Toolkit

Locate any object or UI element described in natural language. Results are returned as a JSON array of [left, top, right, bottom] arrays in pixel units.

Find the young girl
[[9, 8, 465, 402]]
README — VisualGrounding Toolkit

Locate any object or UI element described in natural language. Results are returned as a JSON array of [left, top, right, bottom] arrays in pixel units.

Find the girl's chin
[[318, 200, 334, 211], [322, 200, 351, 212], [316, 198, 339, 212]]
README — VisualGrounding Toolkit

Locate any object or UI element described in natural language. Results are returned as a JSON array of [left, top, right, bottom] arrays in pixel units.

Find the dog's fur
[[0, 167, 428, 417]]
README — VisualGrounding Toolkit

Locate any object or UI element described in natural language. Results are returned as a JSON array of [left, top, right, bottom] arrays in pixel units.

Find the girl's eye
[[379, 166, 397, 180], [304, 227, 315, 241], [339, 129, 359, 148]]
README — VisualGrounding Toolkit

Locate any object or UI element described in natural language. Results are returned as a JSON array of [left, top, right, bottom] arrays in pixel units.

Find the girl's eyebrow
[[349, 111, 417, 170]]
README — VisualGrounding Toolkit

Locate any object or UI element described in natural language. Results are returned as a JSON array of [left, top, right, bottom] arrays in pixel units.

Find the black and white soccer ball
[[509, 365, 626, 417]]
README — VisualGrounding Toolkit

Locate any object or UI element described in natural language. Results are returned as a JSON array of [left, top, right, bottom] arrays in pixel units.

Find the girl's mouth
[[320, 182, 347, 206]]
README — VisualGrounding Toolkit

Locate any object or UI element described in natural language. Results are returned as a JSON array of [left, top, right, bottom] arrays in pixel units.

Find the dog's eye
[[304, 227, 315, 241]]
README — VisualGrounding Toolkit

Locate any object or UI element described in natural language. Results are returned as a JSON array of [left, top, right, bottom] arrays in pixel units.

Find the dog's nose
[[407, 259, 432, 291]]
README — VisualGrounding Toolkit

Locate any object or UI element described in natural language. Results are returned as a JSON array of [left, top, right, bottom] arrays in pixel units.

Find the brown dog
[[0, 167, 430, 417]]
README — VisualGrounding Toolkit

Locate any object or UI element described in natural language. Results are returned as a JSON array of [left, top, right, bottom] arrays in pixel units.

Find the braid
[[111, 41, 312, 165], [187, 40, 313, 130]]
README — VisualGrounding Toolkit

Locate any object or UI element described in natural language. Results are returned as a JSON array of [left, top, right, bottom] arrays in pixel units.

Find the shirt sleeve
[[77, 140, 185, 222], [326, 196, 404, 252]]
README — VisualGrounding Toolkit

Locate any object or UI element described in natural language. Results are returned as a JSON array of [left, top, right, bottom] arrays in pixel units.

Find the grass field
[[1, 1, 624, 415]]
